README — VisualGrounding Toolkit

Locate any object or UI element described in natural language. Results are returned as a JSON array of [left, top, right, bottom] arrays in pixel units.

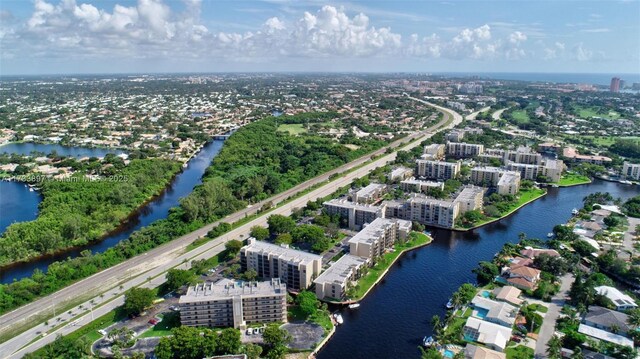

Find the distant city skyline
[[1, 0, 639, 75]]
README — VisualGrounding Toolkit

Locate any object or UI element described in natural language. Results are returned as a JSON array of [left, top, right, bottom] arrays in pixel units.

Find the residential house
[[462, 317, 512, 352], [492, 286, 523, 307], [470, 297, 518, 328], [464, 344, 506, 359], [594, 287, 637, 311]]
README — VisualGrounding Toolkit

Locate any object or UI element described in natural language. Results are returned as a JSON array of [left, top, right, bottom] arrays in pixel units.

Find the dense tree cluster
[[155, 326, 241, 359]]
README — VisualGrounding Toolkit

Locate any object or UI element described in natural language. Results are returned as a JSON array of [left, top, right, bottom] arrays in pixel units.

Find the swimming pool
[[444, 349, 455, 358], [475, 308, 489, 319], [481, 290, 490, 298]]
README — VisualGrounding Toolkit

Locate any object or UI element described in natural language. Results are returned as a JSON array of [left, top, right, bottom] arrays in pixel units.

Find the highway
[[1, 99, 461, 358]]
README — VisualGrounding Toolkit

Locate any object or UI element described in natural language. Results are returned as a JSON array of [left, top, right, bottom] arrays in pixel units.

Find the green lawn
[[575, 106, 621, 120], [351, 232, 431, 300], [288, 306, 333, 332], [511, 110, 530, 124], [557, 173, 591, 187], [462, 188, 546, 229], [140, 312, 180, 338], [278, 124, 307, 135], [506, 345, 534, 359], [528, 303, 549, 314]]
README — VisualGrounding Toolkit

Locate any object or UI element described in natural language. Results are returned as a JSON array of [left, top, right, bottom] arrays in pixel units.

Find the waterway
[[0, 140, 224, 283], [318, 180, 640, 359]]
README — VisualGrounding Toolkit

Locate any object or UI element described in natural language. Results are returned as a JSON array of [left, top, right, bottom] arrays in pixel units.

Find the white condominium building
[[423, 144, 446, 160], [471, 166, 521, 195], [454, 186, 486, 212], [179, 278, 287, 329], [623, 162, 640, 181], [407, 195, 460, 228], [351, 183, 387, 204], [323, 199, 385, 230], [400, 178, 444, 193], [314, 254, 368, 300], [348, 218, 412, 260], [446, 142, 485, 158], [240, 238, 322, 290], [416, 160, 461, 180]]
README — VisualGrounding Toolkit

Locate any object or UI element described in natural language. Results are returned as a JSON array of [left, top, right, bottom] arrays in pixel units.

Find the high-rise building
[[610, 77, 621, 93]]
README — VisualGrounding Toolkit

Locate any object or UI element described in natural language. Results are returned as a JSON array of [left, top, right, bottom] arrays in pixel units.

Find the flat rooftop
[[180, 278, 285, 304], [314, 254, 367, 285], [348, 218, 411, 246], [356, 183, 386, 197], [242, 238, 322, 265], [324, 199, 382, 212]]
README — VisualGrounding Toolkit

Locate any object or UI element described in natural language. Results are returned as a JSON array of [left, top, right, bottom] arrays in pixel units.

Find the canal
[[318, 180, 640, 359], [0, 140, 224, 283]]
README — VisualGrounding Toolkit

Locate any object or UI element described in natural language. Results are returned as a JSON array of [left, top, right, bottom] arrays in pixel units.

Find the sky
[[0, 0, 639, 75]]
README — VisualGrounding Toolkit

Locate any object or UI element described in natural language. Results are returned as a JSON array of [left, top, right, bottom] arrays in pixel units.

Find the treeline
[[610, 138, 640, 159], [0, 113, 389, 315], [0, 159, 181, 266]]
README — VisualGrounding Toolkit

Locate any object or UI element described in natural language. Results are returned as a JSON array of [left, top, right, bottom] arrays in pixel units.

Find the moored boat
[[348, 303, 360, 309], [445, 299, 454, 309], [333, 313, 344, 325], [422, 336, 435, 347]]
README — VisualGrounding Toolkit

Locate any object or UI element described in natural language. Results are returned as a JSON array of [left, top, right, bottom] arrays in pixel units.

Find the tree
[[431, 315, 443, 339], [604, 215, 621, 228], [250, 226, 269, 241], [217, 328, 241, 354], [546, 335, 562, 359], [473, 261, 499, 285], [572, 240, 598, 257], [420, 347, 444, 359], [225, 239, 243, 259], [267, 215, 296, 236], [628, 308, 640, 328], [296, 291, 319, 317], [166, 269, 196, 292], [534, 254, 569, 276], [244, 268, 258, 281], [263, 323, 292, 348], [243, 343, 263, 359], [275, 233, 293, 245], [123, 287, 154, 316]]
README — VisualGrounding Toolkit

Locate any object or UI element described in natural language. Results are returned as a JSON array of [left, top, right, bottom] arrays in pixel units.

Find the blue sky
[[1, 0, 639, 75]]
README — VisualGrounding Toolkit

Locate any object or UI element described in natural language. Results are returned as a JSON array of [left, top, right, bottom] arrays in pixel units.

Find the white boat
[[29, 187, 34, 192], [621, 180, 632, 185], [445, 299, 454, 309], [333, 313, 344, 325], [571, 208, 579, 215], [348, 303, 360, 309], [422, 336, 435, 347], [547, 232, 554, 238]]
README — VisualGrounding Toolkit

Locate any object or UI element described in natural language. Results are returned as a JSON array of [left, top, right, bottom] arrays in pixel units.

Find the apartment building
[[239, 238, 322, 291], [314, 254, 368, 300], [407, 195, 460, 228], [179, 278, 287, 329], [507, 159, 563, 183], [506, 147, 542, 165], [622, 162, 640, 181], [400, 178, 444, 193], [389, 166, 413, 182], [416, 160, 461, 180], [446, 142, 485, 158], [506, 162, 539, 181], [471, 167, 521, 195], [323, 199, 385, 230], [540, 159, 563, 183], [422, 144, 446, 160], [348, 218, 412, 260], [446, 130, 465, 142], [351, 183, 387, 204], [454, 186, 485, 212]]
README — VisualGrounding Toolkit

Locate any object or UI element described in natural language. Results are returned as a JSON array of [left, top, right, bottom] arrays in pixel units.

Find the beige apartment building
[[471, 167, 521, 195], [446, 142, 485, 158], [348, 217, 412, 260], [423, 144, 446, 160], [239, 238, 322, 291], [314, 254, 368, 300], [408, 195, 460, 228], [351, 183, 387, 204], [400, 178, 444, 193], [416, 159, 461, 180], [179, 278, 287, 329], [454, 186, 486, 212], [323, 198, 385, 230]]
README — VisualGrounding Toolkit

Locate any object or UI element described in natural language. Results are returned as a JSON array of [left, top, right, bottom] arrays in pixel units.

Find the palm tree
[[546, 335, 562, 359], [431, 315, 443, 339], [627, 308, 640, 328], [570, 346, 584, 359]]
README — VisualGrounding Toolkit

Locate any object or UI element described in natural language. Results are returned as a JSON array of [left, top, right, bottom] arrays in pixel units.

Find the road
[[1, 98, 462, 358], [534, 273, 575, 357], [492, 107, 508, 121], [465, 106, 490, 121]]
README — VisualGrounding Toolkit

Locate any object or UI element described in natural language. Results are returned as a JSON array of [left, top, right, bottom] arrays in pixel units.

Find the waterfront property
[[462, 316, 511, 352], [594, 286, 638, 311], [506, 159, 563, 183], [314, 254, 368, 300], [454, 186, 485, 212], [240, 238, 322, 291], [408, 195, 460, 228], [179, 278, 287, 329], [502, 259, 541, 290], [347, 218, 412, 261], [582, 306, 632, 335], [351, 183, 387, 204], [470, 297, 517, 328], [492, 286, 523, 307], [470, 166, 521, 195], [622, 161, 640, 181], [323, 199, 384, 230], [464, 344, 506, 359], [416, 159, 461, 180]]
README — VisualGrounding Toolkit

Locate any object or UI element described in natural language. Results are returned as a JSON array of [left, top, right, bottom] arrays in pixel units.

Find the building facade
[[348, 218, 412, 260], [622, 162, 640, 181], [314, 254, 368, 300], [351, 183, 387, 204], [400, 178, 444, 194], [323, 199, 385, 230], [416, 160, 461, 180], [446, 142, 485, 158], [179, 279, 287, 329], [239, 238, 322, 291]]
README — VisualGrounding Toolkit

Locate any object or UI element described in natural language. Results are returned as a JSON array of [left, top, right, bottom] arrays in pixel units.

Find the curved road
[[1, 98, 462, 359]]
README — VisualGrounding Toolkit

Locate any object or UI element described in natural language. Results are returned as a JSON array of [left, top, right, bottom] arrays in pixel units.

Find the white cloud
[[509, 31, 527, 44], [573, 42, 593, 61]]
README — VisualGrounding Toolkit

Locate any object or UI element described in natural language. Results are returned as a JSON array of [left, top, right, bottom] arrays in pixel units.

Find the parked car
[[511, 336, 522, 343], [149, 319, 159, 325], [98, 329, 107, 336]]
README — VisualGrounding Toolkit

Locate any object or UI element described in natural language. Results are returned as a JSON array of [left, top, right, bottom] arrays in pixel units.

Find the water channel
[[0, 140, 224, 283], [318, 180, 640, 359]]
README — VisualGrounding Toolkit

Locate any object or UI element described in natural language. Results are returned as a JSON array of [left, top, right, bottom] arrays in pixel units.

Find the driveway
[[622, 217, 640, 256], [534, 273, 574, 357]]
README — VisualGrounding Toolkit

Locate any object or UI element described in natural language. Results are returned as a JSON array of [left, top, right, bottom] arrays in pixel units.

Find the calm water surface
[[0, 142, 125, 158], [0, 140, 223, 283], [318, 180, 640, 359]]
